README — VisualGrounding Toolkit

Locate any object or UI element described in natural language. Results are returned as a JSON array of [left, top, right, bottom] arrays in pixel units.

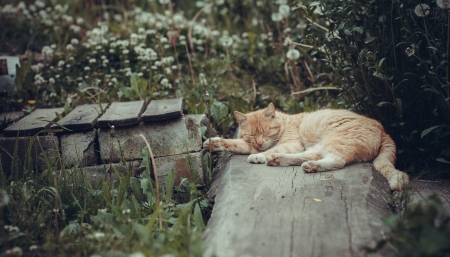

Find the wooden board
[[203, 154, 394, 257], [141, 98, 183, 122], [3, 108, 64, 137], [409, 180, 450, 212], [97, 100, 145, 128], [53, 103, 108, 131]]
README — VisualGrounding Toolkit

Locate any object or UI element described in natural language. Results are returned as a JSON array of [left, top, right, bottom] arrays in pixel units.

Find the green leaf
[[436, 158, 450, 164], [364, 37, 376, 44], [116, 173, 131, 209], [193, 202, 205, 230], [165, 169, 175, 202], [421, 126, 443, 138], [352, 27, 363, 34], [130, 73, 139, 93]]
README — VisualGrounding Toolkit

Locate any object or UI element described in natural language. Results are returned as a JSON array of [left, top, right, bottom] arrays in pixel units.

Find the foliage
[[1, 137, 209, 256], [1, 0, 338, 134], [368, 195, 450, 257], [296, 0, 450, 176]]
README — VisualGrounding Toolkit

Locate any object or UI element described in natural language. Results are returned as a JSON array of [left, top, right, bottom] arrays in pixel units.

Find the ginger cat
[[203, 103, 409, 190]]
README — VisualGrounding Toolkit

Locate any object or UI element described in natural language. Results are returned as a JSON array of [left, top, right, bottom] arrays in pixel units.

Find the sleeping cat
[[203, 103, 409, 191]]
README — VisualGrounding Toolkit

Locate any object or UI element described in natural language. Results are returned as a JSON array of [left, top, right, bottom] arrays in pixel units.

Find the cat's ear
[[234, 111, 247, 125], [265, 103, 276, 118]]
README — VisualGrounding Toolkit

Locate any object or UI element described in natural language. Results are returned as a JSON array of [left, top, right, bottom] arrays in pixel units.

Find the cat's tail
[[372, 132, 409, 190]]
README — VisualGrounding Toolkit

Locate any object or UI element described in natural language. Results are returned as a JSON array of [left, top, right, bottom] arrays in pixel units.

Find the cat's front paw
[[266, 154, 286, 166], [247, 153, 266, 164], [203, 137, 225, 151], [301, 161, 318, 173], [388, 173, 409, 191]]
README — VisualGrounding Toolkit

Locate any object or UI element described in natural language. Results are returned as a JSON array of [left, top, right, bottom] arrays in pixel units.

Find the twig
[[187, 2, 214, 54], [291, 86, 341, 95], [136, 134, 162, 230]]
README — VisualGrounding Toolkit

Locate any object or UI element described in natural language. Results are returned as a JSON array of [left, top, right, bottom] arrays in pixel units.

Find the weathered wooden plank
[[53, 103, 108, 131], [97, 100, 145, 128], [141, 98, 183, 122], [203, 154, 394, 257], [409, 180, 450, 212], [3, 108, 64, 137]]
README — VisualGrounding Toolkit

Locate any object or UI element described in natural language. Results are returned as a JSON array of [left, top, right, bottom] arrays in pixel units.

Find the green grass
[[1, 134, 210, 256]]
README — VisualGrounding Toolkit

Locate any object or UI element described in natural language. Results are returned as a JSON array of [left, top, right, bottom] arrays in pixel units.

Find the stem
[[137, 135, 162, 230]]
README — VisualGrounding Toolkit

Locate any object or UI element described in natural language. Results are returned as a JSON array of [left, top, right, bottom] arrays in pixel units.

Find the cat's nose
[[256, 138, 264, 147]]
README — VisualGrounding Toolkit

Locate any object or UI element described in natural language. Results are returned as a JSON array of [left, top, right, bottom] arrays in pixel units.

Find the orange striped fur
[[203, 103, 409, 190]]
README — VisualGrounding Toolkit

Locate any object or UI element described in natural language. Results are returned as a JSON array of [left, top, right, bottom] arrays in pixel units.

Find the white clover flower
[[58, 60, 65, 67], [101, 25, 108, 33], [28, 4, 36, 12], [31, 63, 44, 72], [94, 232, 105, 239], [5, 247, 23, 257], [129, 252, 145, 257], [286, 48, 301, 60], [159, 0, 170, 4], [66, 44, 74, 50], [414, 4, 430, 17], [271, 12, 283, 22], [29, 245, 38, 251], [62, 14, 73, 23], [111, 77, 118, 83], [70, 24, 81, 33], [41, 46, 53, 56], [437, 0, 450, 9], [34, 74, 46, 84], [146, 29, 156, 35], [130, 33, 139, 45], [17, 2, 26, 10], [219, 36, 233, 47], [125, 71, 132, 76], [165, 67, 172, 74], [84, 66, 91, 71], [279, 5, 290, 17], [405, 47, 415, 57], [160, 37, 168, 43], [89, 58, 96, 63], [35, 0, 45, 8], [49, 78, 55, 84], [70, 38, 79, 45], [122, 49, 129, 54]]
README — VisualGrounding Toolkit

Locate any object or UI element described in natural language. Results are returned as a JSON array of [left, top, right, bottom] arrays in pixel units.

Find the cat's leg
[[301, 153, 346, 173], [249, 143, 305, 164], [266, 150, 322, 166], [203, 137, 258, 154]]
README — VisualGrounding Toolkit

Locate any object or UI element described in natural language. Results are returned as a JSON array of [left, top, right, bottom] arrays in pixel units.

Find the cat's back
[[300, 109, 383, 134]]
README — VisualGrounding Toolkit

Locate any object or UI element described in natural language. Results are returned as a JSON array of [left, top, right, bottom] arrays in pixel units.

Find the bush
[[298, 0, 450, 176]]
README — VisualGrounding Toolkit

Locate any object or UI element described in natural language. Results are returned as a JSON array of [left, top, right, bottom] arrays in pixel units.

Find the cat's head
[[235, 103, 282, 151]]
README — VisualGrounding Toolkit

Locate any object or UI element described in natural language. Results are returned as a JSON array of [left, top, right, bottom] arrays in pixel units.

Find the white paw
[[203, 137, 224, 151], [388, 173, 409, 191], [247, 153, 266, 164]]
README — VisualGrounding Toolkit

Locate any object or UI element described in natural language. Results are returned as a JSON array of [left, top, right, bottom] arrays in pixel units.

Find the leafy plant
[[368, 195, 450, 257], [297, 0, 450, 176]]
